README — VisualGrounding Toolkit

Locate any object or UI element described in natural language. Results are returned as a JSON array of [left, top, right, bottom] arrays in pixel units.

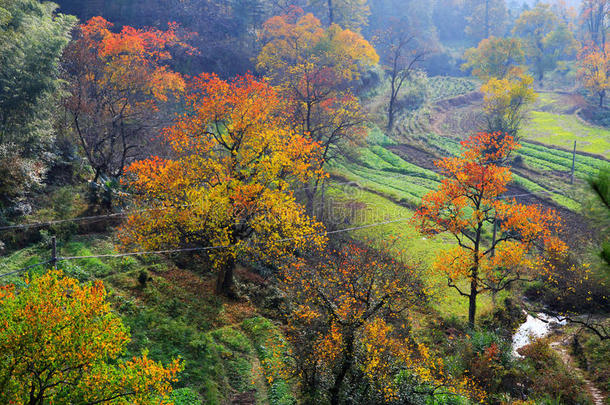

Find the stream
[[512, 311, 566, 356], [511, 311, 605, 404]]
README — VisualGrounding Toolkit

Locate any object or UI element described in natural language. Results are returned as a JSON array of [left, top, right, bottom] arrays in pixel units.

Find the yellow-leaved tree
[[0, 270, 182, 404], [462, 36, 525, 81], [257, 8, 378, 214], [278, 245, 485, 404], [578, 44, 610, 107], [480, 70, 537, 139], [120, 74, 326, 295]]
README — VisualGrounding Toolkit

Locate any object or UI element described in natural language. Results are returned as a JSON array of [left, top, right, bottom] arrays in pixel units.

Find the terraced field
[[327, 77, 609, 321]]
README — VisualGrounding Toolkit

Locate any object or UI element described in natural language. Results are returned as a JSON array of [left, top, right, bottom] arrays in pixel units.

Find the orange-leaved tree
[[414, 132, 566, 326], [120, 74, 326, 295], [0, 270, 182, 404], [63, 17, 191, 189], [578, 44, 610, 107], [279, 245, 484, 405], [256, 8, 378, 214]]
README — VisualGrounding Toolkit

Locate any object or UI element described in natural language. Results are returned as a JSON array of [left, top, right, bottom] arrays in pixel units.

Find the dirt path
[[550, 337, 605, 405]]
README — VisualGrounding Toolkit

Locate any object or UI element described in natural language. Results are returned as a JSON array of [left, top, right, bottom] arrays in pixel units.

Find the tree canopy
[[0, 270, 182, 404]]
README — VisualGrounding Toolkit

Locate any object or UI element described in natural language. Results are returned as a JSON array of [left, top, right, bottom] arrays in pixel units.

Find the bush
[[518, 339, 593, 405]]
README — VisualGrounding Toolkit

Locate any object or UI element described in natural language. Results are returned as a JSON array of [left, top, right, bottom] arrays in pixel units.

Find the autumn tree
[[256, 9, 378, 214], [462, 37, 525, 81], [465, 0, 508, 42], [415, 132, 566, 326], [280, 245, 483, 404], [0, 270, 182, 404], [513, 4, 578, 84], [581, 0, 609, 48], [577, 44, 610, 107], [377, 21, 429, 131], [120, 74, 326, 296], [63, 17, 189, 193], [480, 70, 537, 139]]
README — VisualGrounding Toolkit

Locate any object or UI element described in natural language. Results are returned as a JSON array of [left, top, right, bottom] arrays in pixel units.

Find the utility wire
[[0, 218, 411, 279]]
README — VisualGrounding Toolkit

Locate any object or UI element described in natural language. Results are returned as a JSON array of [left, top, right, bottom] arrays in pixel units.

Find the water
[[512, 311, 566, 357]]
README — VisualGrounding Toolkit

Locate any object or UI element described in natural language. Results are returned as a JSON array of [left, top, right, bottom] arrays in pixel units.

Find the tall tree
[[120, 74, 326, 295], [414, 132, 566, 326], [462, 36, 525, 81], [307, 0, 370, 30], [256, 9, 378, 214], [0, 270, 182, 404], [377, 21, 429, 131], [513, 3, 578, 84], [63, 17, 188, 190], [581, 0, 609, 48], [480, 71, 537, 138], [280, 245, 484, 404], [578, 44, 610, 107], [465, 0, 508, 42], [0, 0, 75, 217]]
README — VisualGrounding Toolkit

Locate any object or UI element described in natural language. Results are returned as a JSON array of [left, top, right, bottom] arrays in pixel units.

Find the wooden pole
[[570, 140, 577, 184], [51, 236, 57, 269]]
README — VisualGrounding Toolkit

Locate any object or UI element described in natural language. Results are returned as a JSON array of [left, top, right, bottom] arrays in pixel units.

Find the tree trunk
[[469, 273, 478, 326], [485, 0, 490, 38], [216, 256, 235, 296], [387, 96, 396, 131], [329, 330, 354, 405], [600, 91, 605, 108], [327, 0, 334, 25]]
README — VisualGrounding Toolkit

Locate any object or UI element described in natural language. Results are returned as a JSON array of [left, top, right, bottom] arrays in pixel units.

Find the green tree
[[0, 0, 75, 217], [462, 36, 525, 81], [513, 3, 578, 84], [0, 0, 75, 146]]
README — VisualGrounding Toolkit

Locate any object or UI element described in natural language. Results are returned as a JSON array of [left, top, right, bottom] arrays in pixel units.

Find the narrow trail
[[550, 336, 605, 405]]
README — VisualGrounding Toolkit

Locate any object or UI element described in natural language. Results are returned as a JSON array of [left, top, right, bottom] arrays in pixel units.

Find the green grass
[[325, 185, 502, 321], [0, 235, 295, 405], [523, 111, 610, 158]]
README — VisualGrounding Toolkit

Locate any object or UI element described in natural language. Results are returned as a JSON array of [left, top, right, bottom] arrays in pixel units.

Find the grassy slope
[[522, 92, 610, 158], [331, 76, 609, 322], [323, 182, 505, 321], [0, 236, 295, 405]]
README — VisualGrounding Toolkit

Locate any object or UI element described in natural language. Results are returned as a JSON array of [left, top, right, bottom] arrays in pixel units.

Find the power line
[[0, 218, 411, 279]]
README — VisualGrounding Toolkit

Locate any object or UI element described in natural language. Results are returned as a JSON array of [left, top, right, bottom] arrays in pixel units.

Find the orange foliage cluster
[[64, 17, 193, 181], [415, 132, 566, 324], [257, 9, 378, 205], [76, 16, 188, 104], [0, 270, 182, 403], [577, 43, 610, 106], [120, 74, 326, 292]]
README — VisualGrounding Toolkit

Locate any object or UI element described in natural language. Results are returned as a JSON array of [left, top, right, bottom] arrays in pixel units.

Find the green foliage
[[170, 388, 201, 405], [518, 339, 594, 405], [512, 3, 577, 82], [0, 0, 75, 218], [0, 0, 75, 145]]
